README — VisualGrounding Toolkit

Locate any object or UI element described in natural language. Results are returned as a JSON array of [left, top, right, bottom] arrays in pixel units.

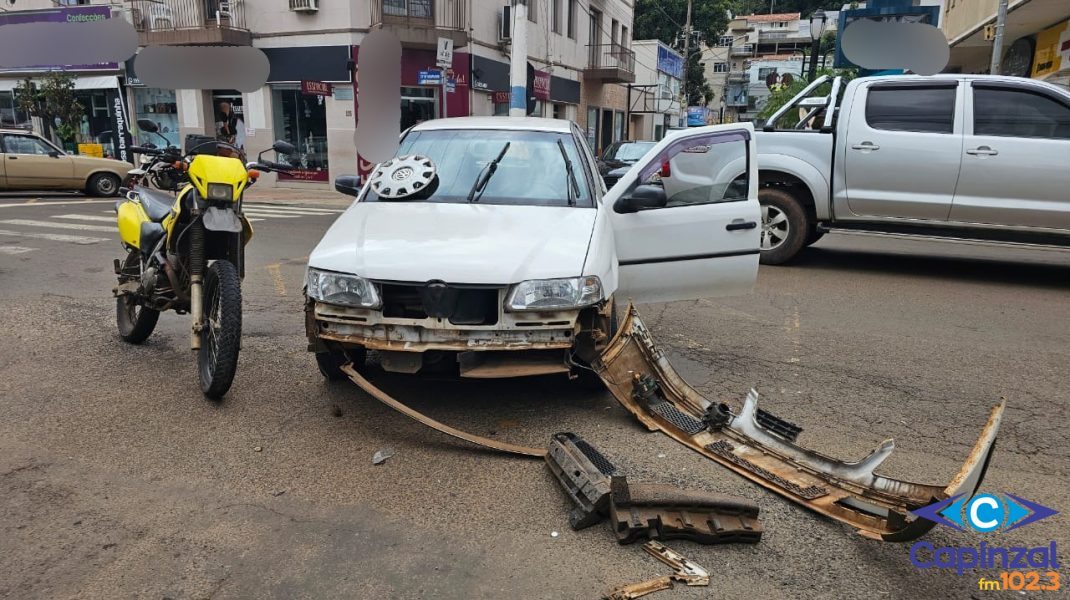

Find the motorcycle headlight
[[506, 276, 602, 311], [207, 182, 234, 201], [306, 268, 381, 309]]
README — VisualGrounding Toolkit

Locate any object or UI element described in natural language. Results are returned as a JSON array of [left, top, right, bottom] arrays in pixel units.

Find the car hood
[[308, 202, 597, 284], [72, 155, 130, 170]]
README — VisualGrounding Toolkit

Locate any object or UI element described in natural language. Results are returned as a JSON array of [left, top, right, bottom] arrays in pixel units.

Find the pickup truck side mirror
[[334, 175, 363, 197], [613, 184, 667, 214]]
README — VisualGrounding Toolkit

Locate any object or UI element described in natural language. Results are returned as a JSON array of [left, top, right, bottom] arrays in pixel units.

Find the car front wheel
[[758, 187, 808, 265]]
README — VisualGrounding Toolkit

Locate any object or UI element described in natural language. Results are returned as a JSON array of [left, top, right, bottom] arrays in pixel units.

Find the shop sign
[[533, 69, 551, 101], [334, 86, 353, 101], [418, 69, 443, 85], [492, 91, 510, 104], [0, 6, 119, 71], [278, 168, 330, 182], [686, 106, 708, 127], [447, 79, 456, 93], [77, 143, 103, 158], [301, 80, 334, 97], [109, 91, 134, 164], [657, 46, 684, 79], [1032, 19, 1070, 79]]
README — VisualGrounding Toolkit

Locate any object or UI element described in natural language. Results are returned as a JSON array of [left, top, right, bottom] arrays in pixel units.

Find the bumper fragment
[[596, 304, 1006, 542]]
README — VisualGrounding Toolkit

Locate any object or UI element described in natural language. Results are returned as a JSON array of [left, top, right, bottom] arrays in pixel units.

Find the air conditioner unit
[[499, 5, 512, 42], [289, 0, 318, 13]]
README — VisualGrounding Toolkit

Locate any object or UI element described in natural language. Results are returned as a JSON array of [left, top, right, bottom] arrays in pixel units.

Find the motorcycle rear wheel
[[199, 260, 242, 400], [116, 250, 160, 344]]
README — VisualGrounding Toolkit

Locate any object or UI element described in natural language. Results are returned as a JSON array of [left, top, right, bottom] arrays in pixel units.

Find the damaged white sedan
[[305, 117, 760, 380]]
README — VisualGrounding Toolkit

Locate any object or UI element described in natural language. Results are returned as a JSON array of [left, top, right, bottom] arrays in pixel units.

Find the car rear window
[[865, 86, 956, 134]]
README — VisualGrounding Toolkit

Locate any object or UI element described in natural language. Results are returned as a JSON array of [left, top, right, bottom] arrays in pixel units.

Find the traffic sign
[[436, 37, 454, 69]]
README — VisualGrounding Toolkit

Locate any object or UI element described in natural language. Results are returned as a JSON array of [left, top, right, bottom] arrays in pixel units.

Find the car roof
[[411, 116, 574, 133]]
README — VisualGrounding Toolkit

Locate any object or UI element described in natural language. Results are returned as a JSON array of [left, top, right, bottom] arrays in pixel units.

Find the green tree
[[14, 71, 84, 144], [757, 67, 856, 119]]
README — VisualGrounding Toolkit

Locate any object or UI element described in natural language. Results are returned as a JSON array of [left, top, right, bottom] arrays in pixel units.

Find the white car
[[304, 116, 761, 382]]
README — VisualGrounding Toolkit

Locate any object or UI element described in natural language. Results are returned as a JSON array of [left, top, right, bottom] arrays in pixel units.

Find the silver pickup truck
[[753, 74, 1070, 264]]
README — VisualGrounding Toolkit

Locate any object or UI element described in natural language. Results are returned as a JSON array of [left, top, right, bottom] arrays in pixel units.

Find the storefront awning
[[0, 74, 119, 91]]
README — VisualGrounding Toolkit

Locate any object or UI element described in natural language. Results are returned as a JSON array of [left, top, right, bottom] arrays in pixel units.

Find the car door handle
[[726, 220, 757, 231], [850, 142, 880, 151], [7, 156, 16, 160], [966, 146, 999, 156]]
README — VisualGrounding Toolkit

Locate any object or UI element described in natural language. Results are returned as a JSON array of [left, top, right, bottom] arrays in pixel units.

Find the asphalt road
[[1, 195, 1067, 599]]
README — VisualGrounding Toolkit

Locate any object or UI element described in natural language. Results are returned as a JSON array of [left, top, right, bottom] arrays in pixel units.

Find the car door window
[[634, 133, 749, 208], [973, 86, 1070, 139], [865, 86, 956, 134], [1, 134, 55, 155]]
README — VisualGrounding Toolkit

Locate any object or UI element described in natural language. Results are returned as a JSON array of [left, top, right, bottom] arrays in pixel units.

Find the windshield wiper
[[466, 142, 510, 203], [556, 138, 579, 207]]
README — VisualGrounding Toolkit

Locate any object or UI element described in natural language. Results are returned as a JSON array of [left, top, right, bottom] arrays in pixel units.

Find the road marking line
[[242, 208, 338, 217], [244, 204, 344, 214], [26, 198, 38, 204], [242, 211, 299, 219], [0, 199, 114, 209], [0, 219, 115, 232], [265, 263, 287, 297], [0, 229, 108, 244], [0, 245, 36, 254], [55, 214, 116, 223]]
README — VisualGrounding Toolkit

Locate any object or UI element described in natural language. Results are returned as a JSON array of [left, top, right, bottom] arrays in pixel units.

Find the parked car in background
[[752, 74, 1070, 264], [306, 117, 761, 383], [597, 140, 655, 184], [0, 129, 130, 196]]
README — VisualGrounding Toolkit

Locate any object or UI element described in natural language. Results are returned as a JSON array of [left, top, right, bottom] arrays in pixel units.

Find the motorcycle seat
[[135, 186, 175, 222]]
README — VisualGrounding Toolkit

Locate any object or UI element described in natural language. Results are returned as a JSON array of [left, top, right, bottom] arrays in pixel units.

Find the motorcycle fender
[[241, 214, 254, 245], [116, 200, 150, 249], [596, 304, 1005, 542], [203, 206, 243, 233]]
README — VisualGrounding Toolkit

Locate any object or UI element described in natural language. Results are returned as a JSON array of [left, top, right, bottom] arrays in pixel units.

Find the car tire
[[87, 173, 121, 197], [316, 347, 368, 382], [758, 187, 808, 265]]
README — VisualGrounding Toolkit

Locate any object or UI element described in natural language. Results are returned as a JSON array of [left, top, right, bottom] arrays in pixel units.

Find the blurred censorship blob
[[842, 20, 949, 76], [0, 17, 137, 69], [135, 46, 269, 92], [355, 31, 402, 164]]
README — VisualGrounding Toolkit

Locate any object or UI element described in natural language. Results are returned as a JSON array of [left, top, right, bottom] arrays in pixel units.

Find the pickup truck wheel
[[758, 188, 808, 265]]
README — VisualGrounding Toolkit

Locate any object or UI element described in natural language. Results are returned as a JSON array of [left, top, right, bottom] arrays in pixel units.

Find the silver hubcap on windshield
[[760, 204, 789, 250], [368, 155, 436, 199]]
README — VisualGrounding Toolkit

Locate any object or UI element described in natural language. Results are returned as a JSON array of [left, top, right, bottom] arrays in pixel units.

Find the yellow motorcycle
[[113, 136, 295, 399]]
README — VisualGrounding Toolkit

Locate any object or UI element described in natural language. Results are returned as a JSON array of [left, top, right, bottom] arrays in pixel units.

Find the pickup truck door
[[842, 80, 964, 221], [951, 82, 1070, 230], [0, 133, 74, 190], [608, 124, 759, 304]]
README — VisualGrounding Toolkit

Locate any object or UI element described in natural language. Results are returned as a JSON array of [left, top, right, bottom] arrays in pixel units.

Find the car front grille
[[378, 281, 502, 326]]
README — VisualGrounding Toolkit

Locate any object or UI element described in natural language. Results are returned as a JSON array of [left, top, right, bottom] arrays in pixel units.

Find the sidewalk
[[244, 185, 353, 207]]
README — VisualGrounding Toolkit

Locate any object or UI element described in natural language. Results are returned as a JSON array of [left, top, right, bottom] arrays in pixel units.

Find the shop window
[[553, 103, 564, 120], [401, 86, 438, 131], [272, 86, 329, 181], [614, 111, 624, 142], [212, 90, 245, 153], [0, 91, 27, 128], [134, 88, 179, 148]]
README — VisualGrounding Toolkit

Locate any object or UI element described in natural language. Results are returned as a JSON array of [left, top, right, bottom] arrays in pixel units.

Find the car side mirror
[[48, 150, 61, 158], [272, 140, 297, 156], [137, 118, 159, 133], [613, 184, 667, 214], [334, 175, 363, 197]]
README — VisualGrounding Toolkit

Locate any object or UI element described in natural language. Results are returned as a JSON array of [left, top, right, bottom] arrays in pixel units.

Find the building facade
[[628, 40, 682, 141], [1, 0, 640, 187], [943, 0, 1070, 88]]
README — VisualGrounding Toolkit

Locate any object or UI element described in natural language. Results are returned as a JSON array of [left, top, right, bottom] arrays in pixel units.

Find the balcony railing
[[126, 0, 250, 45], [730, 44, 754, 56], [727, 71, 749, 82], [370, 0, 468, 47], [585, 43, 636, 83]]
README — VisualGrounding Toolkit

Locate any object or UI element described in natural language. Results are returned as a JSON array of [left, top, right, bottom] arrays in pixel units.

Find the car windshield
[[364, 129, 593, 208], [605, 142, 654, 162]]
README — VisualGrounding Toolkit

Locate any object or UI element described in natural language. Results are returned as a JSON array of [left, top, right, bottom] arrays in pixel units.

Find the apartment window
[[718, 35, 734, 47], [528, 0, 536, 23], [866, 86, 956, 134], [713, 62, 729, 73], [590, 8, 602, 45], [551, 0, 561, 33], [567, 0, 576, 38], [611, 19, 619, 48], [621, 26, 629, 49]]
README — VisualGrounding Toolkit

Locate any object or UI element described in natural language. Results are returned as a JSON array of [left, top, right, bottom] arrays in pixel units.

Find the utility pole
[[509, 0, 528, 117], [678, 0, 692, 127], [989, 0, 1009, 75]]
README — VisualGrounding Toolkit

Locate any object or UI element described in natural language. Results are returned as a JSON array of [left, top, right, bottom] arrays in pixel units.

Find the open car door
[[607, 123, 760, 304]]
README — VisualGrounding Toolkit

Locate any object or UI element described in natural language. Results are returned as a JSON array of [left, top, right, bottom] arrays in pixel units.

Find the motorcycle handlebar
[[130, 146, 161, 155]]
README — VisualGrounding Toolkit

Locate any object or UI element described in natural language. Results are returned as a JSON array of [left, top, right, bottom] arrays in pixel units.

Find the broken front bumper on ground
[[595, 305, 1005, 542]]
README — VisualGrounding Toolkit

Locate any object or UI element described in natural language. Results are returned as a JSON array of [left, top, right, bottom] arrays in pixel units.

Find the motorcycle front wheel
[[199, 260, 242, 400]]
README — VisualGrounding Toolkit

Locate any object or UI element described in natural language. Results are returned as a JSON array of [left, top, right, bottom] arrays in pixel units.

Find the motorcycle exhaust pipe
[[190, 221, 205, 351]]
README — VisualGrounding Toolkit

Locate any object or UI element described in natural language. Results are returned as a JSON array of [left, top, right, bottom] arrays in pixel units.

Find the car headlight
[[306, 268, 381, 309], [207, 182, 234, 201], [506, 276, 602, 311]]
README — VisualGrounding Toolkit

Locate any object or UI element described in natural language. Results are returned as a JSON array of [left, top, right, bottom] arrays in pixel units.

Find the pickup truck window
[[865, 87, 956, 134], [973, 87, 1070, 140]]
